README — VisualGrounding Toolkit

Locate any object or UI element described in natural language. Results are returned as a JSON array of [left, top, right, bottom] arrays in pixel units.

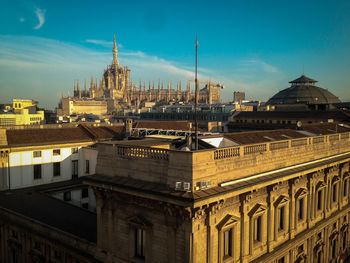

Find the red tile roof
[[224, 129, 306, 144], [300, 123, 350, 135], [134, 121, 195, 131], [234, 110, 350, 121], [5, 125, 124, 147]]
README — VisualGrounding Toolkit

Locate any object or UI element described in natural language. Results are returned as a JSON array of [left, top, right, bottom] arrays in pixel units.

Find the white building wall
[[7, 145, 96, 190], [82, 147, 98, 175]]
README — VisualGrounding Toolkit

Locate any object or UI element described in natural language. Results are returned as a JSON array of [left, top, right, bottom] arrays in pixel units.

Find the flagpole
[[194, 34, 199, 151]]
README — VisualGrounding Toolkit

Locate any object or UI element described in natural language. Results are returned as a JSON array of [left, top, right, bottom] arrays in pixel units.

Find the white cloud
[[34, 8, 45, 30], [86, 39, 113, 47], [86, 39, 124, 49], [241, 59, 279, 73], [19, 17, 25, 23]]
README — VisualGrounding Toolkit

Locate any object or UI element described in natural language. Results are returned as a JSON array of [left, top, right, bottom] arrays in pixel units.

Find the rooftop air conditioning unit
[[183, 182, 191, 191], [175, 182, 182, 190]]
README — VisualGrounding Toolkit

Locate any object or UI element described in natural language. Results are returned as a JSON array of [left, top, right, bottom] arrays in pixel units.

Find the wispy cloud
[[34, 8, 45, 30], [240, 59, 279, 73], [86, 39, 124, 48], [86, 39, 113, 47], [19, 17, 25, 23]]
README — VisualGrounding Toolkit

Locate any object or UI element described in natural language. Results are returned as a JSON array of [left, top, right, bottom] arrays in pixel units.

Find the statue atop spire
[[113, 34, 119, 68]]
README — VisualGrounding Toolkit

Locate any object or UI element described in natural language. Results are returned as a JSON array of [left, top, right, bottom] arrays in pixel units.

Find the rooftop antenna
[[302, 64, 304, 75], [194, 33, 199, 151]]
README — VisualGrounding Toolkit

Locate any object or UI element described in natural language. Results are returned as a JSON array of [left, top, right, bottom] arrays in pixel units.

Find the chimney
[[124, 118, 133, 137]]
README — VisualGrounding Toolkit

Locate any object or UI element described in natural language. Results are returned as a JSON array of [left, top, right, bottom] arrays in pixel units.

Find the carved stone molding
[[208, 200, 225, 216]]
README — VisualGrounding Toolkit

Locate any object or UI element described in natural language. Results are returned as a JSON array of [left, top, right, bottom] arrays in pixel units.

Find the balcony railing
[[115, 145, 169, 160]]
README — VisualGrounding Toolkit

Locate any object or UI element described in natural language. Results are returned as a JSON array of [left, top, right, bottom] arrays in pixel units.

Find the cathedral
[[72, 35, 222, 107]]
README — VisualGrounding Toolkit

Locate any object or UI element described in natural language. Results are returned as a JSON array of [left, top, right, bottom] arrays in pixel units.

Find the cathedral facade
[[72, 35, 222, 107]]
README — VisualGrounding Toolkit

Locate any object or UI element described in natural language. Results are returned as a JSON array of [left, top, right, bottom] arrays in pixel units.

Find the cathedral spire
[[113, 34, 119, 68]]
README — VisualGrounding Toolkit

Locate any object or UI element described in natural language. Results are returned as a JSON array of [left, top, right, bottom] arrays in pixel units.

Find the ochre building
[[85, 130, 350, 263]]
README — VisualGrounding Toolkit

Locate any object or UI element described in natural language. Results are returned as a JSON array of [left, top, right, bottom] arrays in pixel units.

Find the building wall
[[59, 97, 108, 116], [0, 209, 98, 263], [0, 143, 96, 190], [0, 110, 45, 126], [92, 159, 350, 263], [51, 186, 96, 212]]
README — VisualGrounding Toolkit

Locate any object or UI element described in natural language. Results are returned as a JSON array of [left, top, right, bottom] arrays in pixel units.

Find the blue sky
[[0, 0, 350, 109]]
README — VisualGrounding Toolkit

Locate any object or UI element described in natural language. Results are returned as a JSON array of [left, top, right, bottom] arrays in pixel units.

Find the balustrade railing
[[109, 132, 350, 162], [312, 136, 325, 144], [291, 138, 308, 147], [329, 134, 340, 142], [214, 147, 240, 160], [270, 141, 289, 151], [244, 143, 267, 155], [213, 132, 350, 161], [115, 145, 169, 160]]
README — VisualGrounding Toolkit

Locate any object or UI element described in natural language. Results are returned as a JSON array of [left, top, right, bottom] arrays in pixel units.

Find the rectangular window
[[317, 250, 322, 263], [53, 149, 60, 156], [278, 206, 285, 231], [85, 160, 90, 174], [278, 256, 285, 263], [344, 180, 348, 197], [81, 188, 89, 198], [54, 250, 62, 260], [11, 248, 18, 263], [53, 162, 60, 177], [332, 239, 336, 258], [317, 190, 323, 211], [333, 184, 337, 203], [63, 191, 71, 201], [253, 216, 262, 242], [34, 164, 41, 179], [344, 232, 347, 250], [34, 241, 41, 251], [71, 147, 78, 154], [72, 160, 78, 179], [298, 198, 304, 220], [298, 244, 304, 254], [33, 151, 41, 158], [135, 228, 145, 259], [223, 228, 233, 258]]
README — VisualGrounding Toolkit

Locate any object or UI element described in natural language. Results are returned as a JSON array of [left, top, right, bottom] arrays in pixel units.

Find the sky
[[0, 0, 350, 109]]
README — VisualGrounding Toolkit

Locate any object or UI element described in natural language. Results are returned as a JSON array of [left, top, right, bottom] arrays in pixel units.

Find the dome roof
[[266, 75, 341, 105]]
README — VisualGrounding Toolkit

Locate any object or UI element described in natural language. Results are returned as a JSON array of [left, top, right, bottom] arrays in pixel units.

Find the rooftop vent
[[175, 182, 191, 192]]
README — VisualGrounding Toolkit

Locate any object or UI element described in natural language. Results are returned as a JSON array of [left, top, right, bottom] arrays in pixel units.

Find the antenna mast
[[194, 34, 199, 150]]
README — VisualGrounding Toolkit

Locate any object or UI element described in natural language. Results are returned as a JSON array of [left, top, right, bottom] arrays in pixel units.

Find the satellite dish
[[297, 121, 302, 128]]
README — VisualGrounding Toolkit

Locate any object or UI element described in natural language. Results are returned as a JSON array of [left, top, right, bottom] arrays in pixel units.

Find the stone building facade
[[71, 35, 221, 107], [85, 131, 350, 263]]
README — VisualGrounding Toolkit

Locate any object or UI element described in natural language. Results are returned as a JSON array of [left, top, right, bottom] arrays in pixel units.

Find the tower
[[113, 34, 119, 68]]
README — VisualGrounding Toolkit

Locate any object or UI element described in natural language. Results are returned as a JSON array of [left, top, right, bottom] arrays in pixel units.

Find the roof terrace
[[93, 131, 350, 193]]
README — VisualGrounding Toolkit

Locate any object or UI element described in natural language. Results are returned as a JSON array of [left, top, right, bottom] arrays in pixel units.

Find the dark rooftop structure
[[0, 187, 97, 243], [266, 75, 341, 109]]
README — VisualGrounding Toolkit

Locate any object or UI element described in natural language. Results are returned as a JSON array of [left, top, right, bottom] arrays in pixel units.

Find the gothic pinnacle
[[113, 34, 119, 67]]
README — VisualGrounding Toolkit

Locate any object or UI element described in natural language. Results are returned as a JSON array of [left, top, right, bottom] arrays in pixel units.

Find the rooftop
[[267, 75, 341, 105], [289, 74, 317, 84], [89, 126, 350, 194], [233, 110, 350, 121], [2, 124, 124, 147], [0, 185, 96, 243]]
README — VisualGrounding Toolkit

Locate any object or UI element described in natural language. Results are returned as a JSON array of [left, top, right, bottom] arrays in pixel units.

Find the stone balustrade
[[96, 132, 350, 190]]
